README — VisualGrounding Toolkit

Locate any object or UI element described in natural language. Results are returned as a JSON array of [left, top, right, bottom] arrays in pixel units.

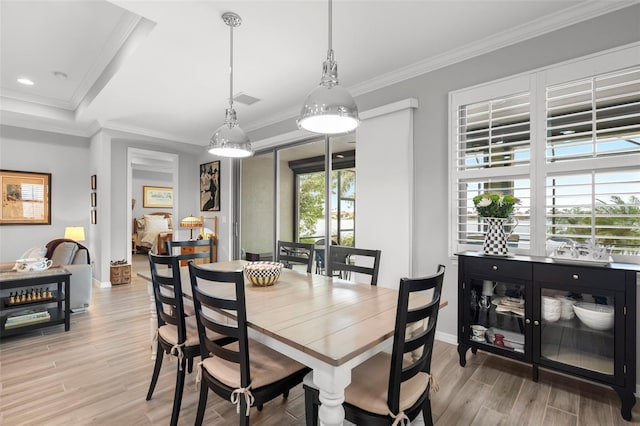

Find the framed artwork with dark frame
[[91, 174, 97, 190], [91, 209, 97, 225], [91, 192, 97, 207], [0, 170, 51, 225], [200, 160, 220, 211]]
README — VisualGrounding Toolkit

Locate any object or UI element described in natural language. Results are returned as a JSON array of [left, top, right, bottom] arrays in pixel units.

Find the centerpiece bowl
[[243, 262, 283, 286]]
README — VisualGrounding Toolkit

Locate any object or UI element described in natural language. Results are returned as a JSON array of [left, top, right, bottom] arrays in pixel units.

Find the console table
[[0, 268, 71, 338]]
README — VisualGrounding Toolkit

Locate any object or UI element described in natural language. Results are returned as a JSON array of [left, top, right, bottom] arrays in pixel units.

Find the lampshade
[[298, 0, 359, 135], [207, 12, 253, 158], [64, 226, 85, 241], [208, 108, 253, 158], [180, 215, 202, 240]]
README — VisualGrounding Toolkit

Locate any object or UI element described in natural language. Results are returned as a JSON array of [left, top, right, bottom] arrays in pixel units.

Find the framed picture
[[91, 192, 97, 207], [143, 185, 173, 208], [91, 209, 97, 225], [91, 174, 97, 190], [0, 170, 51, 225], [200, 161, 220, 211]]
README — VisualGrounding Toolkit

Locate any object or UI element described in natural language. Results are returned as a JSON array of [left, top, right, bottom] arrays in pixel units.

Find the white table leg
[[147, 281, 157, 360], [312, 367, 351, 426]]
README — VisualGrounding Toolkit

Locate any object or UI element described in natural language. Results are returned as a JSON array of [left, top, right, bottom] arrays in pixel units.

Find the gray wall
[[0, 126, 91, 261], [247, 5, 640, 341]]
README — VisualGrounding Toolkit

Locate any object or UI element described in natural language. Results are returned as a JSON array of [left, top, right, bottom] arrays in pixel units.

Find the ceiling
[[1, 0, 635, 149]]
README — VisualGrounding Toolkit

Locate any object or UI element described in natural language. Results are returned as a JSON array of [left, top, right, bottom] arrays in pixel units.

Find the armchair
[[45, 239, 92, 312]]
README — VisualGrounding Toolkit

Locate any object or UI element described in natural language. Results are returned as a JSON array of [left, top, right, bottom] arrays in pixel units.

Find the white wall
[[0, 126, 90, 261], [132, 170, 173, 218], [356, 100, 416, 289]]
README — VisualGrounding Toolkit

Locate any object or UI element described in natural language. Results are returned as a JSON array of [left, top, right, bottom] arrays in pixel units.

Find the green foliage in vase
[[473, 193, 520, 218]]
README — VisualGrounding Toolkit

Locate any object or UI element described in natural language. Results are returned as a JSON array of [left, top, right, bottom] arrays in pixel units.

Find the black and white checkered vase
[[483, 217, 509, 256]]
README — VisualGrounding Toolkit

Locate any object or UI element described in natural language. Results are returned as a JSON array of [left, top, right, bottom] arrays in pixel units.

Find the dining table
[[138, 260, 446, 426]]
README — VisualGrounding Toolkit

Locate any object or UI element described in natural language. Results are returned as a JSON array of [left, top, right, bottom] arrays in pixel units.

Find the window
[[450, 44, 640, 262]]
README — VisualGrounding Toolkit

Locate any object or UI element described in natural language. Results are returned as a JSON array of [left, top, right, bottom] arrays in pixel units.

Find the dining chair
[[166, 239, 214, 265], [304, 264, 446, 426], [276, 240, 315, 273], [188, 262, 311, 426], [146, 253, 203, 426], [327, 245, 382, 285]]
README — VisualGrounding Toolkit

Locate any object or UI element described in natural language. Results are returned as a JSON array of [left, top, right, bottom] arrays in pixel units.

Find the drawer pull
[[534, 320, 540, 326], [525, 319, 531, 324], [492, 265, 498, 270], [572, 274, 579, 280]]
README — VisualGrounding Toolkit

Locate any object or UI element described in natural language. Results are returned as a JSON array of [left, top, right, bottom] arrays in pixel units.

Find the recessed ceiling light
[[17, 77, 35, 86], [53, 71, 68, 80]]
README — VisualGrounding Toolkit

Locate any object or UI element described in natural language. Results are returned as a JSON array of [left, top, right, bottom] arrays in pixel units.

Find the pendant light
[[298, 0, 359, 135], [208, 12, 253, 158]]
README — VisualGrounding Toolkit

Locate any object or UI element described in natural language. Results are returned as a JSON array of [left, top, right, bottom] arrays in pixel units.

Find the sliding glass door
[[235, 134, 356, 274]]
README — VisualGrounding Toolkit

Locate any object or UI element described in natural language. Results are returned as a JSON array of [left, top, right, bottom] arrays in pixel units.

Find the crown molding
[[246, 1, 638, 133]]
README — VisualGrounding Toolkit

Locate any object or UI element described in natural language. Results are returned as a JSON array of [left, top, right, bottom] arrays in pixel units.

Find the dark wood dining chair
[[146, 253, 203, 426], [327, 245, 382, 285], [166, 239, 214, 265], [304, 264, 445, 426], [188, 262, 311, 426], [276, 240, 315, 273]]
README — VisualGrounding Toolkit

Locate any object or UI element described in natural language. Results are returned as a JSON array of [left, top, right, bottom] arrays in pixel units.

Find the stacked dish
[[557, 296, 576, 320], [492, 297, 525, 316], [541, 296, 561, 322]]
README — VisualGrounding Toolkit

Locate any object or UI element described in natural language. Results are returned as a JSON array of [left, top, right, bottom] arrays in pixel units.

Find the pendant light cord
[[229, 23, 234, 110], [328, 0, 332, 54]]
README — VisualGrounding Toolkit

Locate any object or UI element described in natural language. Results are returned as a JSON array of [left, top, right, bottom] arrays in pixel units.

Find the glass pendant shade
[[298, 83, 359, 134], [208, 108, 253, 158], [298, 0, 359, 135]]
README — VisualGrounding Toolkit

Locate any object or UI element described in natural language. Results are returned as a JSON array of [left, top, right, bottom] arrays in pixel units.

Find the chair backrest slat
[[327, 245, 381, 285], [387, 264, 445, 413], [189, 262, 251, 387], [276, 240, 315, 273]]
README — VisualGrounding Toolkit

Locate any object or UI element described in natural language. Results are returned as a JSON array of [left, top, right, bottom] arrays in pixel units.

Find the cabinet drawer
[[464, 256, 530, 281], [534, 264, 626, 291]]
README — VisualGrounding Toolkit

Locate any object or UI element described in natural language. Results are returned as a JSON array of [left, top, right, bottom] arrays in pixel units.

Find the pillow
[[18, 246, 47, 260], [136, 218, 145, 230], [166, 215, 173, 229], [51, 242, 79, 266], [144, 216, 169, 232]]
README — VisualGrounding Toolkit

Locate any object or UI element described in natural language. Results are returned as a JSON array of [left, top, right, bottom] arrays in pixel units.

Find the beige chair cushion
[[202, 339, 305, 389], [344, 352, 429, 415], [158, 315, 200, 347]]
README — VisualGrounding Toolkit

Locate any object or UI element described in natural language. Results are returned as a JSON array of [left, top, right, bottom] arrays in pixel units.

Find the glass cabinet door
[[468, 278, 527, 356], [538, 288, 616, 376]]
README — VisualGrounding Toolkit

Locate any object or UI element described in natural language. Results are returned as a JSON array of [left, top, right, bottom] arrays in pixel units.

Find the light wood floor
[[1, 254, 638, 425]]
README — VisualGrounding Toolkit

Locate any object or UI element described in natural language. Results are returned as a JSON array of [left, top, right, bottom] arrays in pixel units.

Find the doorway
[[126, 148, 179, 262]]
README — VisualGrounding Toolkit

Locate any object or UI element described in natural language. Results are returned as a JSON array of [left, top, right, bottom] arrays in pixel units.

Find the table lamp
[[64, 226, 86, 241], [180, 215, 202, 240]]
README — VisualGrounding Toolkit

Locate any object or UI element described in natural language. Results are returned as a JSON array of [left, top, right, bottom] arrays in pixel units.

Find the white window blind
[[546, 67, 640, 162], [457, 93, 531, 172], [450, 45, 640, 262]]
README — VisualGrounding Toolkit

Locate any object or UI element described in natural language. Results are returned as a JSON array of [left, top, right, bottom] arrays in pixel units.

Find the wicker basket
[[243, 262, 283, 286]]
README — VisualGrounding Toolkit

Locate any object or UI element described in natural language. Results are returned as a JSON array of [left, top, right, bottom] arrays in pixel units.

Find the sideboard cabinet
[[457, 251, 638, 421]]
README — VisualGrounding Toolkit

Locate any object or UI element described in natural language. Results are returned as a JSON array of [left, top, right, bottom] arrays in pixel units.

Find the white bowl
[[573, 302, 614, 331]]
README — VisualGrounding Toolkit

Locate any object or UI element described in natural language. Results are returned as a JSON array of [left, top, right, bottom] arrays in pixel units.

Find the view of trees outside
[[549, 195, 640, 255], [298, 169, 355, 246]]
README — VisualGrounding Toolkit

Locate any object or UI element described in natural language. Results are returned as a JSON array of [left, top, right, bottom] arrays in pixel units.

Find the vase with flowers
[[473, 193, 519, 256]]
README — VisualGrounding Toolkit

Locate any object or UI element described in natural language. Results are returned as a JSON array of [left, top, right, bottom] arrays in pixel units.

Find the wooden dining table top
[[142, 260, 446, 367]]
